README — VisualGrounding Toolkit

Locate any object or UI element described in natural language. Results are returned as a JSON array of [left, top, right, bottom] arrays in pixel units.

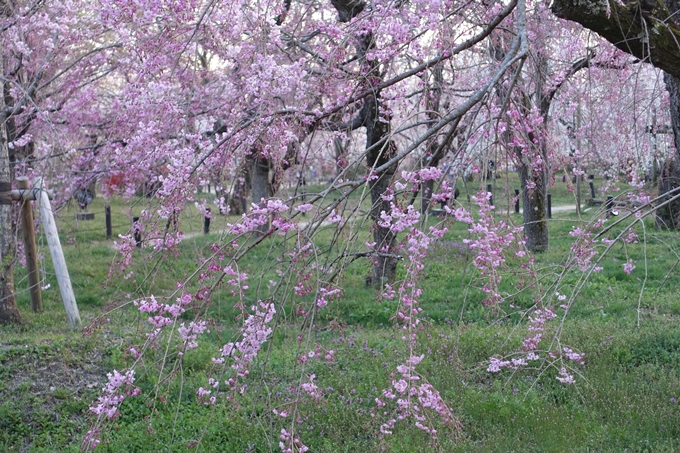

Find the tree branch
[[551, 0, 680, 78]]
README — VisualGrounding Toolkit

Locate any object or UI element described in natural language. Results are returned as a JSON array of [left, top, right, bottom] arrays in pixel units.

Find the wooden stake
[[204, 207, 211, 234], [105, 205, 112, 239], [17, 177, 42, 313], [34, 178, 81, 328]]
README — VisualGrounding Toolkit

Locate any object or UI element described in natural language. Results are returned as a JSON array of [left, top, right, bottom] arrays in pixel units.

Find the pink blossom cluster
[[376, 355, 459, 437], [89, 369, 139, 419], [378, 203, 421, 233], [370, 183, 462, 438], [400, 167, 443, 184], [623, 259, 636, 275], [315, 286, 342, 308], [223, 265, 249, 297], [110, 234, 138, 277], [298, 346, 335, 364], [133, 293, 194, 340], [177, 321, 209, 355], [279, 428, 309, 453], [488, 306, 585, 385], [211, 301, 276, 378], [569, 222, 604, 273], [464, 191, 525, 305], [300, 374, 323, 402]]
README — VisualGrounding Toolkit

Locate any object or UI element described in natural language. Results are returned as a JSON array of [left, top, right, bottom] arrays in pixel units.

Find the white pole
[[35, 178, 81, 328]]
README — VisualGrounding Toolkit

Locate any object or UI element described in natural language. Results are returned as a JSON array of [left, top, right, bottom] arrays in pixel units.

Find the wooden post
[[203, 207, 211, 235], [576, 175, 581, 215], [589, 181, 596, 199], [17, 177, 42, 313], [487, 184, 493, 207], [133, 216, 142, 248], [547, 193, 552, 219], [606, 196, 614, 218], [514, 189, 520, 213], [105, 205, 112, 239], [34, 178, 81, 328]]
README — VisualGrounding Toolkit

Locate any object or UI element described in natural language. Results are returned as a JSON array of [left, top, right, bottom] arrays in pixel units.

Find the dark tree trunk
[[0, 55, 22, 324], [328, 0, 398, 286], [421, 179, 435, 214], [657, 73, 680, 228], [420, 65, 445, 215], [551, 0, 680, 79], [489, 27, 551, 252], [517, 155, 549, 252], [360, 33, 398, 286], [657, 0, 680, 228], [522, 53, 551, 253]]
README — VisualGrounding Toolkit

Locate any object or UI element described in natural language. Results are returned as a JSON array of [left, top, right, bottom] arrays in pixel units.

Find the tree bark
[[517, 154, 549, 251], [228, 159, 251, 216], [657, 72, 680, 227], [328, 0, 399, 286], [251, 156, 272, 234], [359, 32, 399, 286], [0, 56, 23, 324], [552, 0, 680, 79], [420, 65, 445, 215], [521, 52, 551, 253]]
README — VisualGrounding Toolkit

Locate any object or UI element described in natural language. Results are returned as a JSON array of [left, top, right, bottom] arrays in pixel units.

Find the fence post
[[133, 216, 142, 248], [34, 178, 81, 328], [606, 196, 614, 218], [204, 207, 211, 234], [105, 205, 112, 239], [589, 181, 596, 199], [17, 177, 42, 313]]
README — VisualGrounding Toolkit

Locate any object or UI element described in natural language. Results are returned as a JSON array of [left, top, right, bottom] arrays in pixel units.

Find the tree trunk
[[522, 52, 551, 253], [228, 159, 252, 216], [421, 179, 435, 214], [518, 156, 549, 252], [360, 32, 398, 287], [251, 156, 272, 234], [0, 56, 22, 324], [657, 72, 680, 228], [365, 96, 398, 285], [420, 64, 445, 215], [328, 0, 398, 286], [333, 138, 347, 176]]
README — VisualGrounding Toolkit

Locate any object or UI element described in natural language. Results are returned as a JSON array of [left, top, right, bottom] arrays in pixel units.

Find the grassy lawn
[[2, 177, 680, 452]]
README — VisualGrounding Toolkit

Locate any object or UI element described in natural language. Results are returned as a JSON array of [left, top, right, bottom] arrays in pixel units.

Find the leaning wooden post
[[16, 177, 42, 312], [34, 178, 81, 328]]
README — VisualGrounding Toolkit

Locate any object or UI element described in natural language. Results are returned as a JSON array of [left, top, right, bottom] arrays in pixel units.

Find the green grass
[[3, 178, 680, 452]]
